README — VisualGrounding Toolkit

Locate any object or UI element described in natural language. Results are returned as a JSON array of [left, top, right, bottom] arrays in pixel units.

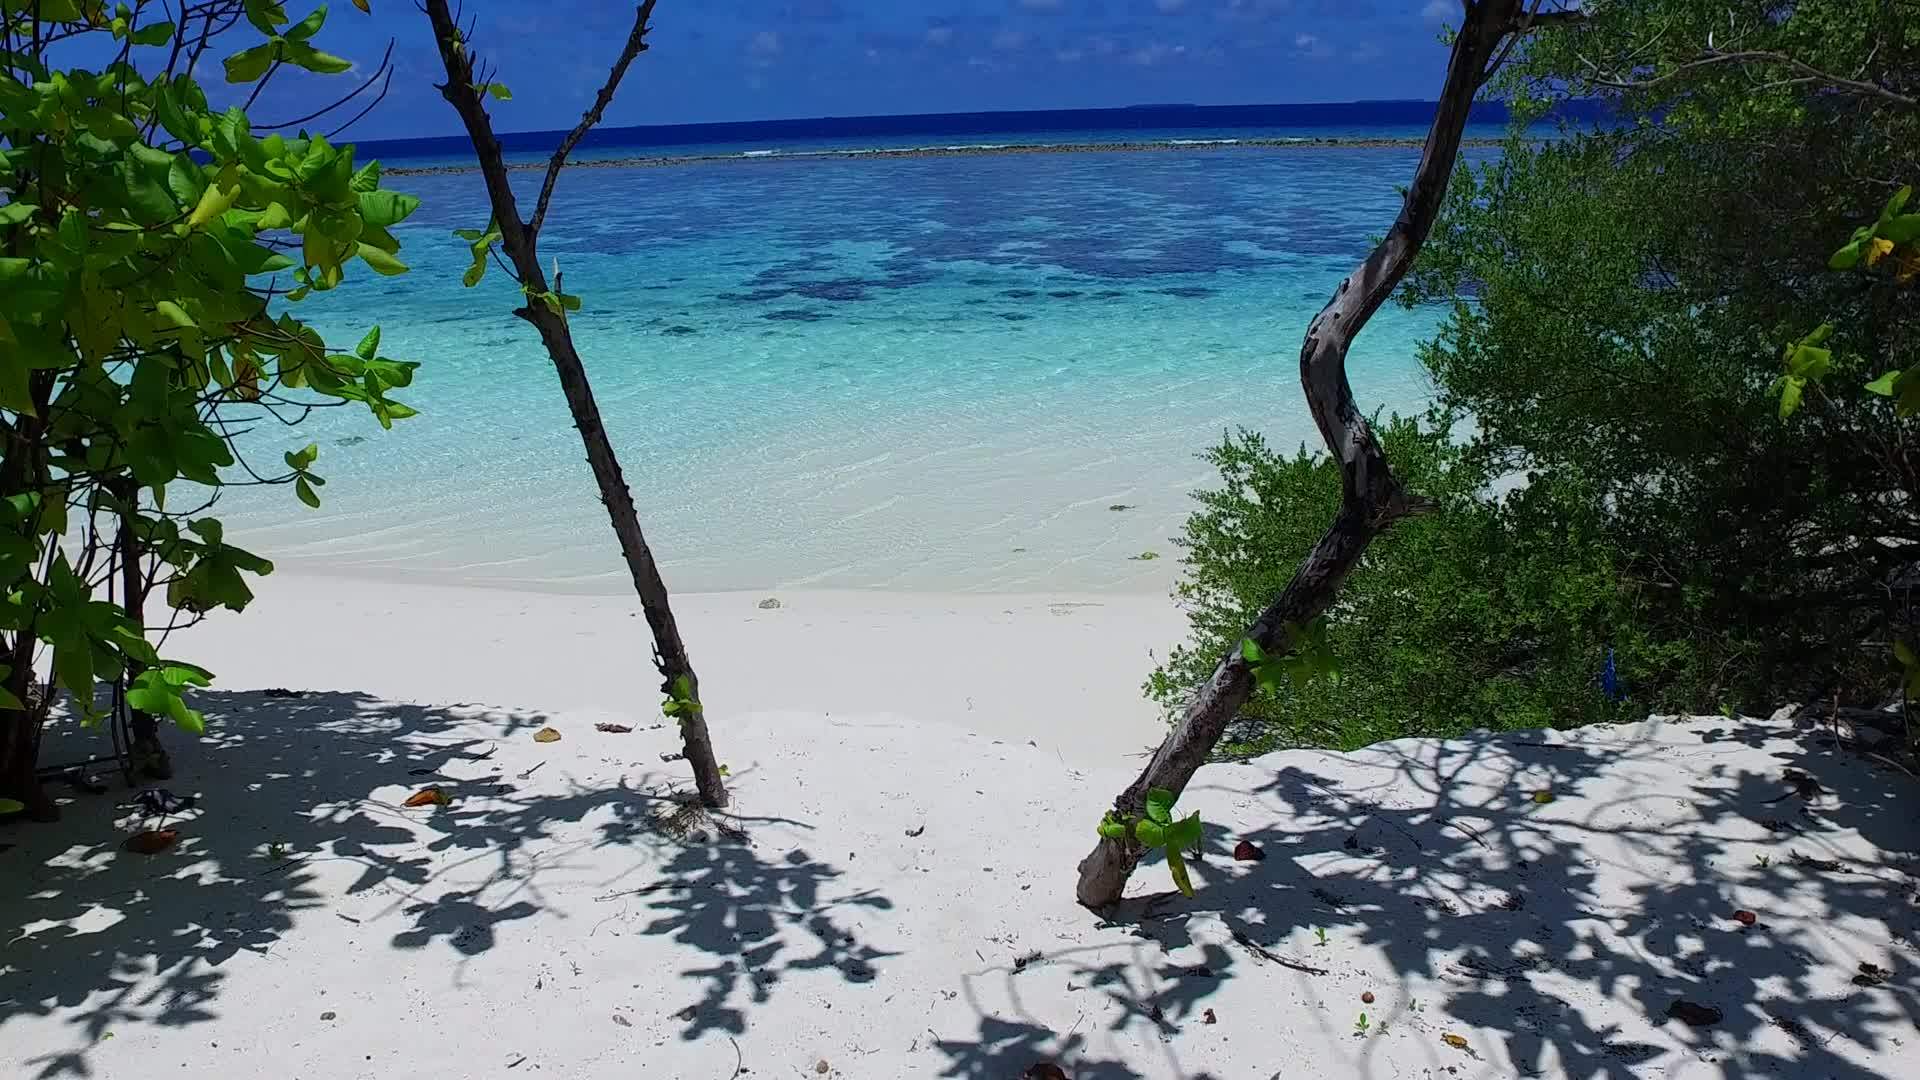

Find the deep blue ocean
[[223, 103, 1533, 594]]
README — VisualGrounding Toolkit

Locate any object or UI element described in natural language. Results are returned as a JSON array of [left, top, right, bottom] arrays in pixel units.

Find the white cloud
[[1129, 43, 1189, 65], [925, 25, 956, 45], [1293, 32, 1334, 58], [1421, 0, 1456, 22]]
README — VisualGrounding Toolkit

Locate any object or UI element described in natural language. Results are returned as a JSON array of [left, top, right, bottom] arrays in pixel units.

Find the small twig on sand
[[1231, 929, 1329, 975], [593, 882, 687, 902], [517, 762, 545, 780], [1443, 819, 1491, 850], [725, 1036, 743, 1079]]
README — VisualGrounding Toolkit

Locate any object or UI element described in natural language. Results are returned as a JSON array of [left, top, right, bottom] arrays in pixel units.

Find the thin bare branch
[[528, 0, 657, 239]]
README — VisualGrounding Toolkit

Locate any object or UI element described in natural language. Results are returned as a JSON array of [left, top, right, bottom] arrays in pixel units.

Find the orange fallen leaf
[[533, 727, 562, 744], [404, 786, 451, 808], [122, 829, 179, 854], [1442, 1033, 1469, 1051]]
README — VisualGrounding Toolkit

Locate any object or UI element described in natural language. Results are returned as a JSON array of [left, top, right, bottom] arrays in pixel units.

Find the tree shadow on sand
[[930, 715, 1917, 1080], [0, 688, 889, 1078]]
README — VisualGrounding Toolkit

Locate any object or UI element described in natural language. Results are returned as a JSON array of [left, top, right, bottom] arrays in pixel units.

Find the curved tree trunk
[[1076, 0, 1555, 908], [424, 0, 727, 808]]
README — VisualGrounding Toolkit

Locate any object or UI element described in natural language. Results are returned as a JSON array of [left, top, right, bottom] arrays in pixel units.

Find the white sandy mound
[[5, 696, 1914, 1080]]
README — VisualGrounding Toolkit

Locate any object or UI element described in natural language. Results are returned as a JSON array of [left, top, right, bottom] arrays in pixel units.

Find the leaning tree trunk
[[424, 0, 727, 808], [1076, 0, 1555, 908]]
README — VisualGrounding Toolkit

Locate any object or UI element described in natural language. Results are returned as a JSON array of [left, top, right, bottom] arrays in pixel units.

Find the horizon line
[[353, 98, 1583, 151]]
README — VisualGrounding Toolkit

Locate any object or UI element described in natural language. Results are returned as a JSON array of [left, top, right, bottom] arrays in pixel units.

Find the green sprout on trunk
[[1097, 787, 1204, 897]]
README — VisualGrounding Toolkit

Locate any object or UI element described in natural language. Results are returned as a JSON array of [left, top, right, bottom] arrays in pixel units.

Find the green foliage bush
[[1149, 418, 1713, 757], [1153, 2, 1920, 755]]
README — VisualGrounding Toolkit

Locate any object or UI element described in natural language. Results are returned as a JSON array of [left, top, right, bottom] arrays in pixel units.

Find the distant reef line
[[383, 135, 1515, 175]]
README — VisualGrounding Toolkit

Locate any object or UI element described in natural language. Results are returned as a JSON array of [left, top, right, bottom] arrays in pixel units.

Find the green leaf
[[1164, 811, 1203, 852], [224, 43, 276, 84], [0, 202, 34, 226], [0, 797, 25, 815], [188, 183, 237, 229], [1896, 639, 1917, 668], [557, 292, 582, 312], [357, 189, 419, 228], [1134, 819, 1166, 848], [244, 0, 289, 34], [283, 40, 353, 74], [483, 82, 512, 100], [1096, 813, 1128, 840], [354, 326, 381, 361], [1878, 185, 1913, 227], [131, 20, 176, 46], [1883, 216, 1920, 245], [284, 442, 320, 471], [1829, 241, 1864, 271], [1866, 371, 1901, 397], [286, 4, 327, 40], [356, 242, 408, 275], [155, 300, 198, 329], [1776, 374, 1804, 419], [1165, 847, 1195, 897], [295, 475, 321, 508], [1144, 787, 1176, 825]]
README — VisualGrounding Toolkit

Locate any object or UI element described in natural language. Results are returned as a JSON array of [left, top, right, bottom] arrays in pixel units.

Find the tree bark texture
[[1075, 0, 1540, 908], [423, 0, 727, 808], [0, 371, 58, 820]]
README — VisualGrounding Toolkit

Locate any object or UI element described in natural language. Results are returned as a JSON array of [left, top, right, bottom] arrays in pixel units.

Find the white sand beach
[[3, 575, 1917, 1079]]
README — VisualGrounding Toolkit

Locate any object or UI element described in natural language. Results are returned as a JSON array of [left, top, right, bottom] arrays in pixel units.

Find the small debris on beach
[[1531, 789, 1556, 804], [1732, 909, 1758, 927], [1855, 962, 1890, 987], [262, 688, 305, 698], [1361, 991, 1375, 1004], [611, 1014, 631, 1028], [595, 722, 633, 734], [1108, 504, 1135, 512], [320, 1011, 336, 1021], [1022, 1065, 1067, 1080], [1442, 1033, 1470, 1050], [758, 597, 782, 609], [1203, 1008, 1218, 1024], [403, 786, 451, 808], [1666, 1000, 1723, 1027], [1233, 839, 1265, 861], [533, 727, 562, 743], [122, 829, 179, 854], [1130, 550, 1160, 561]]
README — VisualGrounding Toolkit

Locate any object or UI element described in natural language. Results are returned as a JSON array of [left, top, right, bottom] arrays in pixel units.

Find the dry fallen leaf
[[1232, 839, 1265, 862], [533, 727, 562, 743], [122, 828, 179, 854], [1442, 1033, 1469, 1051], [1733, 909, 1758, 927], [594, 723, 633, 734], [404, 786, 451, 808]]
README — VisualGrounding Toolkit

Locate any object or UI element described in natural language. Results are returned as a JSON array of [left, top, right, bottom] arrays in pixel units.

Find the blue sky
[[224, 0, 1465, 140]]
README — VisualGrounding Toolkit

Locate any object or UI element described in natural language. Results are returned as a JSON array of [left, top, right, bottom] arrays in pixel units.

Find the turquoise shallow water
[[219, 144, 1480, 594]]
